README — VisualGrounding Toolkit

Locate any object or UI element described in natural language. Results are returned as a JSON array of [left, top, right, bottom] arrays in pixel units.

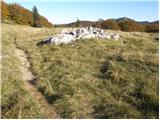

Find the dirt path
[[15, 48, 59, 119]]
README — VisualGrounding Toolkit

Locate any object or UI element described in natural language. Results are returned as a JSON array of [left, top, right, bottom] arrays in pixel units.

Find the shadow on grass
[[92, 105, 109, 119], [97, 55, 125, 80], [28, 79, 63, 105], [45, 94, 63, 104], [130, 88, 159, 118], [97, 61, 114, 80]]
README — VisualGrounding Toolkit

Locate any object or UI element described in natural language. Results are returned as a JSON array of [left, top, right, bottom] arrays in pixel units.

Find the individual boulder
[[51, 34, 75, 45], [111, 34, 120, 40]]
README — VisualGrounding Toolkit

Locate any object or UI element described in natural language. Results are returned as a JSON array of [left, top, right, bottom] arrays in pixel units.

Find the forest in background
[[1, 1, 53, 28], [58, 18, 159, 33]]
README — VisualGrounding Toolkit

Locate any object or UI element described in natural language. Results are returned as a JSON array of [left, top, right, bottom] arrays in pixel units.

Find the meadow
[[1, 23, 159, 118]]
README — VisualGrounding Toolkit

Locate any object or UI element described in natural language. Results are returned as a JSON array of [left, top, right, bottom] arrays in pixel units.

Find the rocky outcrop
[[37, 26, 120, 45]]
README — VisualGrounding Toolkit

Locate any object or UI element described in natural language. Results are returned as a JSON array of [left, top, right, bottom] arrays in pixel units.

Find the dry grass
[[1, 24, 43, 118], [1, 23, 159, 118]]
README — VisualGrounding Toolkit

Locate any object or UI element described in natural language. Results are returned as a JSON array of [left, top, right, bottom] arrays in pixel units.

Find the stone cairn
[[37, 26, 120, 46]]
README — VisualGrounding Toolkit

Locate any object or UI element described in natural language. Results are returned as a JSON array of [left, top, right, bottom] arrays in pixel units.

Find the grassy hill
[[1, 23, 159, 118]]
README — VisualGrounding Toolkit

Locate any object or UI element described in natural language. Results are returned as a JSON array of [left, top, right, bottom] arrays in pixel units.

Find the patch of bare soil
[[15, 48, 59, 119]]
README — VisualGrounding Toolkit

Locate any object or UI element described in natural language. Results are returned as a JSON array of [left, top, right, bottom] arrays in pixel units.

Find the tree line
[[99, 19, 159, 32], [1, 1, 53, 28], [66, 18, 159, 33]]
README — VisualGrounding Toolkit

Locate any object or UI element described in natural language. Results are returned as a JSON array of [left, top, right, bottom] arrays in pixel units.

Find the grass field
[[1, 23, 159, 118]]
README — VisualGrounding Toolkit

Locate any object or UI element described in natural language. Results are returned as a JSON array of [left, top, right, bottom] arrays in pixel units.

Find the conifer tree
[[32, 6, 41, 27]]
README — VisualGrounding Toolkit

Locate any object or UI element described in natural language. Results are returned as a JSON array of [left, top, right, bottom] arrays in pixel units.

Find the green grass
[[2, 23, 159, 118]]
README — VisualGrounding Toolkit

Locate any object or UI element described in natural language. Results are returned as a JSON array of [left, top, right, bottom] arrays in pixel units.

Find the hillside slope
[[1, 23, 159, 118], [1, 1, 53, 27]]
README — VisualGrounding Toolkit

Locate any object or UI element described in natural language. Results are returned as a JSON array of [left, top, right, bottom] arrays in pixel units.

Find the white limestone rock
[[111, 34, 120, 40], [51, 34, 75, 44], [39, 26, 120, 45]]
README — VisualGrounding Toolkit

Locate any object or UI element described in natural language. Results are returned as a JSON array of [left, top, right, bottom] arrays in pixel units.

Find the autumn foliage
[[1, 1, 53, 27], [144, 24, 159, 33], [1, 1, 10, 19], [101, 19, 158, 32], [118, 20, 145, 32], [101, 19, 119, 30]]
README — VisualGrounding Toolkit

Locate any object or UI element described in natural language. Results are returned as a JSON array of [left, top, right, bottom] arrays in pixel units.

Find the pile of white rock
[[38, 26, 120, 45]]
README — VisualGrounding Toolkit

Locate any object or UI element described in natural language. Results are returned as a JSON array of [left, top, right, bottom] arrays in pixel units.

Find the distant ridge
[[62, 17, 159, 26], [56, 17, 159, 32]]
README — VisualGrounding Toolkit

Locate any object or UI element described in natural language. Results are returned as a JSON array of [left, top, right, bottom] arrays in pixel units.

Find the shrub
[[7, 3, 33, 26], [118, 20, 145, 32], [1, 1, 10, 20], [101, 20, 119, 30], [144, 24, 159, 33]]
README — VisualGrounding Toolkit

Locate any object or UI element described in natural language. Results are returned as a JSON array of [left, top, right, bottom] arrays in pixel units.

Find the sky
[[5, 0, 159, 24]]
